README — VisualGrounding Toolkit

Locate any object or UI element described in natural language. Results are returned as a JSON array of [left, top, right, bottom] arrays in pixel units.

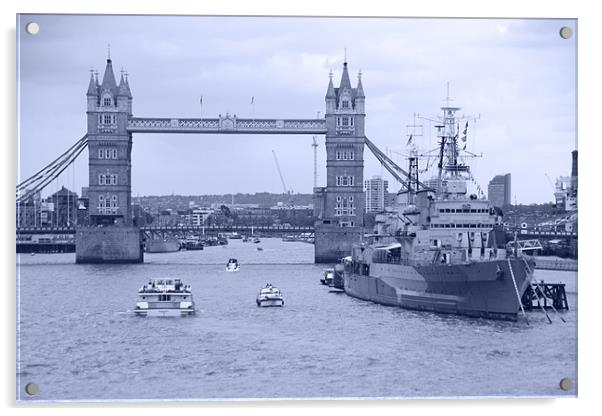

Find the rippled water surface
[[16, 239, 577, 401]]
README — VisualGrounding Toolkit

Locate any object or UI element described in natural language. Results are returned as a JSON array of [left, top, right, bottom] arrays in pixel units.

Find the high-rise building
[[488, 173, 511, 208], [365, 176, 388, 212]]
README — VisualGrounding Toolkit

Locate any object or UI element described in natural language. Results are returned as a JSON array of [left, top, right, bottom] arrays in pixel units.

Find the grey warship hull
[[343, 258, 533, 321]]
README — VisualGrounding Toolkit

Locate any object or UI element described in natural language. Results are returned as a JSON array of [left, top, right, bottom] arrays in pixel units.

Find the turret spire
[[100, 56, 118, 95], [339, 60, 352, 91], [356, 70, 365, 98], [326, 70, 336, 98], [117, 68, 132, 98], [86, 68, 97, 96]]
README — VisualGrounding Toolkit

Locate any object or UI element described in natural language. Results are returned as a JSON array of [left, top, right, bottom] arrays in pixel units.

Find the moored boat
[[145, 238, 181, 253], [183, 238, 204, 251], [134, 278, 195, 317], [256, 283, 284, 307], [320, 268, 334, 285]]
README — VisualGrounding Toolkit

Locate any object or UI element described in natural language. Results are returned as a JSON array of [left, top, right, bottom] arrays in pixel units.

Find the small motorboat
[[134, 278, 195, 317], [253, 237, 261, 244], [256, 247, 263, 251], [320, 268, 334, 285], [226, 258, 240, 272], [256, 283, 284, 307]]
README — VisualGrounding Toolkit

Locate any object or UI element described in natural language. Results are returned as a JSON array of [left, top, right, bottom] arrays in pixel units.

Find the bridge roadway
[[16, 224, 315, 235], [16, 225, 577, 238]]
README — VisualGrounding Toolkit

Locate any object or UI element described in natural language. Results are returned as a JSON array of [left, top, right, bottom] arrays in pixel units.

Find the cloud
[[17, 15, 576, 203]]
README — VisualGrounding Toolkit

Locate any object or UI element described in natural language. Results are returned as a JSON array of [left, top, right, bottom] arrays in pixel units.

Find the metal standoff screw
[[25, 22, 40, 35], [559, 378, 573, 391], [25, 383, 39, 396], [559, 26, 572, 39]]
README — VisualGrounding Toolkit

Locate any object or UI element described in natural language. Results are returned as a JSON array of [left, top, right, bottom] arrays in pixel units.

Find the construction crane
[[312, 136, 318, 188], [271, 150, 293, 206], [544, 173, 555, 191]]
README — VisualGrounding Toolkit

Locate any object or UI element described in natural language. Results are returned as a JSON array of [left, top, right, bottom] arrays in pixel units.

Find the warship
[[343, 104, 534, 321]]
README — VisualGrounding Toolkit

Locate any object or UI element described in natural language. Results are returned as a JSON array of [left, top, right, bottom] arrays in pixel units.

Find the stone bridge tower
[[86, 57, 133, 225], [76, 56, 142, 263], [314, 61, 365, 263]]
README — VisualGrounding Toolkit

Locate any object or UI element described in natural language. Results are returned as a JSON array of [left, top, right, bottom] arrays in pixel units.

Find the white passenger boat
[[226, 258, 240, 272], [134, 278, 195, 317], [256, 283, 284, 307]]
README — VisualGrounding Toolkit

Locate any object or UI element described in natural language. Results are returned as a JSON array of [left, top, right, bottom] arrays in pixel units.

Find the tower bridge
[[18, 55, 367, 263]]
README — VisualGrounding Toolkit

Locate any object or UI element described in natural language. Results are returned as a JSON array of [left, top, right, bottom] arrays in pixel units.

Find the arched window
[[341, 99, 350, 109], [112, 149, 118, 159], [103, 97, 112, 106], [98, 149, 104, 159]]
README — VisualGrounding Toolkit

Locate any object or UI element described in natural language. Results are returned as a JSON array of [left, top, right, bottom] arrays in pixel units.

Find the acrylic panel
[[16, 14, 577, 402]]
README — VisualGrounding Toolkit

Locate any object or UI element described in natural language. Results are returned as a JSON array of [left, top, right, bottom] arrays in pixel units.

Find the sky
[[17, 15, 576, 203]]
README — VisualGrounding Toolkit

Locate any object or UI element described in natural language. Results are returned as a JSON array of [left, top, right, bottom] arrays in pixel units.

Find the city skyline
[[18, 15, 576, 204]]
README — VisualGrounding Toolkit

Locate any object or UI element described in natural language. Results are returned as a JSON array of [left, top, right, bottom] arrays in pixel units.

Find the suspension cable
[[17, 135, 88, 192], [16, 135, 89, 203]]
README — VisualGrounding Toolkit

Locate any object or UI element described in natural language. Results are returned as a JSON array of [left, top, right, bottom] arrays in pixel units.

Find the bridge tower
[[314, 61, 365, 263], [76, 56, 143, 263]]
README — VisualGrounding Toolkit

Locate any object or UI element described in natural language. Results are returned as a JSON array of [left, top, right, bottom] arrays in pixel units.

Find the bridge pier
[[75, 226, 143, 264], [314, 223, 363, 263]]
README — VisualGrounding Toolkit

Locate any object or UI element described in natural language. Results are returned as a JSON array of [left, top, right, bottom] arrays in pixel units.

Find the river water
[[16, 239, 577, 401]]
